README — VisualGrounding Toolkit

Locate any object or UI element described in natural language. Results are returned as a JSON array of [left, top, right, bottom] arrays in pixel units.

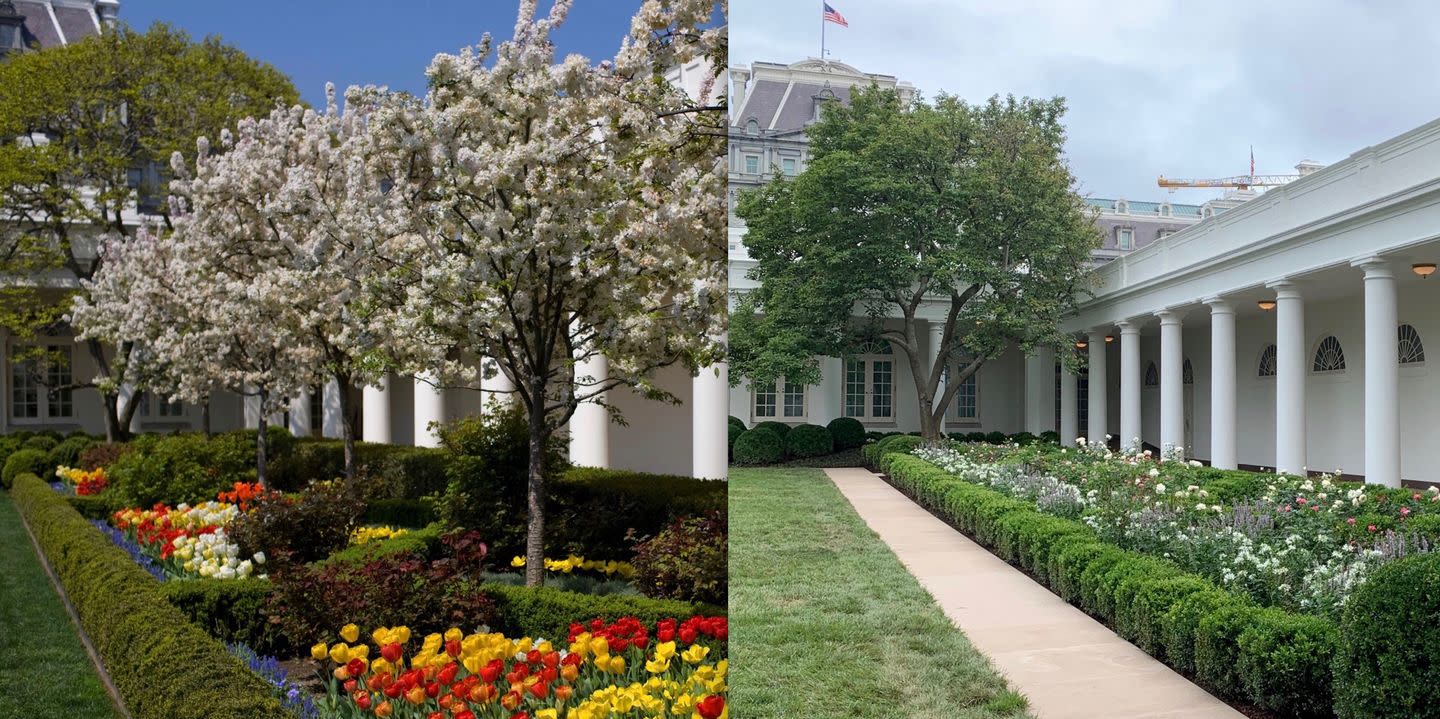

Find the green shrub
[[108, 433, 249, 505], [321, 523, 445, 567], [1010, 431, 1037, 446], [1403, 514, 1440, 539], [964, 431, 988, 443], [478, 582, 721, 640], [1038, 430, 1060, 444], [985, 431, 1007, 444], [1194, 602, 1260, 698], [46, 435, 95, 478], [731, 428, 783, 465], [630, 510, 726, 605], [785, 423, 833, 458], [363, 498, 436, 528], [548, 468, 726, 559], [751, 420, 791, 439], [1121, 575, 1214, 658], [727, 422, 744, 457], [372, 447, 450, 499], [1236, 609, 1336, 718], [727, 416, 746, 431], [2, 448, 48, 490], [66, 494, 119, 520], [1334, 552, 1440, 719], [826, 417, 866, 450], [9, 474, 282, 719], [1159, 588, 1243, 676], [160, 578, 284, 655], [21, 434, 58, 453]]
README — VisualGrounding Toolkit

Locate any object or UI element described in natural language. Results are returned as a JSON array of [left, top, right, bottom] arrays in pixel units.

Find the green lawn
[[0, 490, 118, 719], [729, 466, 1032, 719]]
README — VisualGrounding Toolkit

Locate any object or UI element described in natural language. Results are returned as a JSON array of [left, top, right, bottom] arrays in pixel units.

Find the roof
[[1085, 197, 1207, 218], [10, 1, 107, 52], [731, 58, 910, 134]]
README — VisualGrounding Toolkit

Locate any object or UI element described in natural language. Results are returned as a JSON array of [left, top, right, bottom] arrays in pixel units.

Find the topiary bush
[[727, 422, 744, 457], [630, 509, 727, 605], [21, 434, 58, 453], [826, 417, 866, 450], [785, 423, 833, 458], [160, 578, 284, 656], [2, 448, 48, 490], [751, 420, 791, 439], [727, 416, 746, 432], [1011, 431, 1037, 446], [46, 435, 96, 478], [985, 431, 1007, 444], [1334, 552, 1440, 719], [731, 428, 784, 466], [1038, 430, 1060, 444]]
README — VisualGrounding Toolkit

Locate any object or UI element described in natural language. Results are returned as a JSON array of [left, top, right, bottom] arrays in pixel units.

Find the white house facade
[[728, 56, 1440, 487]]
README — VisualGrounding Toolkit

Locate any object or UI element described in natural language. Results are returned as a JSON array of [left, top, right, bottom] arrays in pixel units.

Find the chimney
[[729, 66, 751, 122]]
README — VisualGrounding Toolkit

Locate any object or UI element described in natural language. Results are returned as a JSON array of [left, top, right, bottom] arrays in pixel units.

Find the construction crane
[[1156, 173, 1300, 191]]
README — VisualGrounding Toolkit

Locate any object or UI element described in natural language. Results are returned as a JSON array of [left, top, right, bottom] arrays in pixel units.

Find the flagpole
[[821, 0, 826, 59]]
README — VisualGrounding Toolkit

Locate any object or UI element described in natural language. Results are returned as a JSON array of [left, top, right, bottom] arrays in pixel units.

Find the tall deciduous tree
[[369, 0, 726, 586], [732, 87, 1100, 441], [0, 23, 296, 440]]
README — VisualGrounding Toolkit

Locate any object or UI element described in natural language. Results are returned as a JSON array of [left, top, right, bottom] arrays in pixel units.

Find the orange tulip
[[375, 700, 394, 718]]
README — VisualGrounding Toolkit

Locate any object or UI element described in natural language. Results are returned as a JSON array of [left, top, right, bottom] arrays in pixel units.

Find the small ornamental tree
[[0, 24, 297, 440], [369, 0, 726, 586], [732, 87, 1100, 441]]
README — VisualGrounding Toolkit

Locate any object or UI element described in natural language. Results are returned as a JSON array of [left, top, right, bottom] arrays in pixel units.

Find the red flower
[[697, 694, 726, 719], [381, 643, 404, 663], [479, 659, 504, 684], [438, 663, 459, 686], [454, 712, 476, 719]]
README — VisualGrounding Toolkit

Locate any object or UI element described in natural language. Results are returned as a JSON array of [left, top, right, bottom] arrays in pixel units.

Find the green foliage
[[727, 421, 744, 456], [548, 468, 726, 559], [2, 449, 48, 489], [46, 435, 95, 476], [78, 442, 130, 470], [728, 415, 746, 431], [21, 435, 58, 453], [107, 433, 248, 505], [159, 578, 283, 656], [321, 523, 445, 567], [1236, 610, 1336, 718], [751, 420, 791, 439], [1335, 552, 1440, 718], [65, 494, 119, 520], [228, 482, 366, 565], [731, 427, 784, 465], [863, 434, 924, 469], [477, 582, 720, 641], [8, 474, 282, 718], [630, 510, 727, 605], [826, 417, 866, 450], [785, 423, 834, 458], [731, 86, 1100, 440], [363, 498, 437, 528]]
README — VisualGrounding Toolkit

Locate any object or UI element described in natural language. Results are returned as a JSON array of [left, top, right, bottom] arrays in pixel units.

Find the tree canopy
[[732, 86, 1099, 439]]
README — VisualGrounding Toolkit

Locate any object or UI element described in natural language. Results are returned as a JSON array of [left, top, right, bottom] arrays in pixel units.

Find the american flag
[[823, 2, 849, 27]]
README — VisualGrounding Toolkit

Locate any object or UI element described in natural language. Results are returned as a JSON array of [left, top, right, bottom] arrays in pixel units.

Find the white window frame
[[9, 342, 74, 424], [844, 341, 897, 423], [1116, 227, 1134, 250], [743, 154, 760, 174], [781, 157, 797, 176], [945, 357, 981, 426], [752, 377, 807, 422]]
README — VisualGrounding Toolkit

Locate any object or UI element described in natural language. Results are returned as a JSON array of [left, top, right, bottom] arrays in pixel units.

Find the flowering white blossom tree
[[369, 0, 727, 585]]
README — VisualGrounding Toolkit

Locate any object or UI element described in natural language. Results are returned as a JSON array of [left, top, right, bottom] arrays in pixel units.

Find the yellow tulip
[[608, 655, 626, 674], [329, 643, 351, 664], [682, 644, 709, 664], [340, 623, 360, 643], [310, 642, 328, 661], [351, 644, 369, 660], [394, 626, 411, 644], [653, 641, 677, 662], [537, 710, 559, 719], [444, 627, 464, 643], [645, 657, 671, 674], [511, 556, 526, 567]]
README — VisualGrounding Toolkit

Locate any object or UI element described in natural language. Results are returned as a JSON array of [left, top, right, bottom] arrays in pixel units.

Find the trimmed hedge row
[[880, 453, 1338, 719], [477, 582, 723, 640], [8, 473, 282, 719]]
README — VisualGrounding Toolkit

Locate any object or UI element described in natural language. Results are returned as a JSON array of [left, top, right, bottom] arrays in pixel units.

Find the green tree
[[732, 87, 1099, 441], [0, 23, 297, 439]]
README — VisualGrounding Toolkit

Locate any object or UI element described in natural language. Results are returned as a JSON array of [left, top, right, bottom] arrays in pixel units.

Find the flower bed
[[56, 465, 108, 495], [310, 616, 728, 719], [109, 495, 268, 580], [912, 441, 1438, 616]]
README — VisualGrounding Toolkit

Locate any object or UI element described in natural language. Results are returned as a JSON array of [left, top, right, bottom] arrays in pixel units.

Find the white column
[[481, 358, 515, 409], [569, 353, 610, 469], [1269, 280, 1306, 475], [1204, 298, 1237, 470], [1354, 257, 1400, 487], [1059, 361, 1078, 446], [693, 359, 728, 479], [412, 371, 445, 448], [1023, 346, 1056, 434], [1119, 320, 1141, 452], [1087, 330, 1108, 446], [1157, 310, 1184, 458], [362, 374, 391, 444], [928, 323, 947, 418], [322, 379, 344, 439], [288, 390, 311, 437]]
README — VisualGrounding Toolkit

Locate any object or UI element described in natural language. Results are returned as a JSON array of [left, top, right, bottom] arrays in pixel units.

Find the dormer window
[[0, 1, 28, 57], [1159, 202, 1171, 217], [1202, 206, 1214, 219], [1116, 227, 1133, 250], [745, 118, 759, 135], [1115, 199, 1129, 214]]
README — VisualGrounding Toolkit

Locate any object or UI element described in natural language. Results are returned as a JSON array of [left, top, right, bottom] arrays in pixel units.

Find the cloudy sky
[[731, 0, 1440, 205]]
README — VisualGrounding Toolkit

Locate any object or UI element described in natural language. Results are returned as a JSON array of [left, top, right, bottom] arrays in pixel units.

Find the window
[[753, 380, 777, 418], [1313, 336, 1346, 373], [1159, 202, 1172, 217], [845, 339, 895, 421], [1115, 199, 1129, 214], [947, 355, 980, 422], [156, 396, 184, 417], [1399, 324, 1425, 364], [781, 158, 797, 176], [1144, 361, 1159, 386], [10, 344, 72, 421], [1116, 227, 1134, 250], [745, 118, 759, 135], [1157, 229, 1174, 240], [310, 389, 324, 433], [744, 155, 759, 174], [1182, 358, 1194, 385], [1052, 364, 1089, 435], [753, 378, 805, 419], [1258, 344, 1277, 377]]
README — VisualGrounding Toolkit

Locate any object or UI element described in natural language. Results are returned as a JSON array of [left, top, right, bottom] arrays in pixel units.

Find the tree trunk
[[337, 375, 357, 486], [201, 398, 212, 437], [255, 389, 269, 488], [524, 376, 549, 588], [101, 390, 122, 442]]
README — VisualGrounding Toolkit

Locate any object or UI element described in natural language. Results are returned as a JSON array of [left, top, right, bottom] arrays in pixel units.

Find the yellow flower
[[511, 556, 526, 568], [371, 658, 392, 675], [444, 627, 463, 643], [608, 655, 626, 673], [350, 644, 369, 660], [393, 626, 411, 644], [536, 710, 558, 719], [682, 644, 710, 665], [653, 641, 677, 662], [340, 624, 360, 643], [329, 643, 351, 664], [646, 657, 671, 674], [588, 636, 610, 657], [310, 642, 328, 661]]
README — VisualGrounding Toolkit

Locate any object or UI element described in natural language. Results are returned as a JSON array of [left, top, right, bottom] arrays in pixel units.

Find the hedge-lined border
[[9, 473, 283, 719], [877, 452, 1338, 719]]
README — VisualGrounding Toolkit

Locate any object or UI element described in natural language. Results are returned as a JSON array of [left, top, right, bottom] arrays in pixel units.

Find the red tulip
[[445, 639, 462, 657], [343, 679, 358, 693], [479, 660, 504, 683], [501, 690, 522, 711], [346, 658, 367, 678], [527, 681, 549, 699], [438, 663, 459, 685], [454, 712, 476, 719], [697, 694, 726, 719], [381, 643, 404, 663], [554, 684, 573, 702], [426, 681, 441, 698], [354, 692, 373, 711]]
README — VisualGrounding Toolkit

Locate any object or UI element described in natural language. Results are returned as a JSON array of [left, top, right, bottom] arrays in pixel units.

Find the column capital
[[1155, 308, 1183, 325], [1117, 319, 1141, 334], [1265, 279, 1303, 298], [1351, 255, 1394, 278], [1087, 328, 1108, 341], [1202, 296, 1234, 313]]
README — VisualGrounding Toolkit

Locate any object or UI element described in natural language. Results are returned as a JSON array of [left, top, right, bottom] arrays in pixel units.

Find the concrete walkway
[[825, 467, 1244, 719]]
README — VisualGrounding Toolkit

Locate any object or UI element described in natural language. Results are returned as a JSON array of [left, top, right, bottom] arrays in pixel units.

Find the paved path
[[825, 467, 1244, 719]]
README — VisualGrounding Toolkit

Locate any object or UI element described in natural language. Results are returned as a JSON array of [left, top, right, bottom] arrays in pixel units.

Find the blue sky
[[120, 1, 651, 106]]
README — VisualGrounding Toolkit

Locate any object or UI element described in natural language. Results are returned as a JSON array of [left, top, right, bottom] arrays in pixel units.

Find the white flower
[[1155, 483, 1167, 494]]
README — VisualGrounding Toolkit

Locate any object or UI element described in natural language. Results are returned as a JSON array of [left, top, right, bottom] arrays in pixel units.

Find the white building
[[729, 57, 1440, 487], [0, 2, 729, 480]]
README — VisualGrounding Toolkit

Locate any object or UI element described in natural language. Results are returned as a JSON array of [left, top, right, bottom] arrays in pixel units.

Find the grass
[[0, 490, 118, 719], [729, 466, 1032, 719]]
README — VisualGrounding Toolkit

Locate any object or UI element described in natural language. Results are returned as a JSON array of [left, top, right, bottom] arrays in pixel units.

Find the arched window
[[1115, 199, 1129, 214], [1144, 361, 1159, 386], [1159, 201, 1172, 217], [1182, 358, 1194, 385], [1313, 336, 1346, 373], [1258, 344, 1277, 377], [745, 118, 759, 135], [1399, 324, 1426, 364], [844, 338, 895, 420]]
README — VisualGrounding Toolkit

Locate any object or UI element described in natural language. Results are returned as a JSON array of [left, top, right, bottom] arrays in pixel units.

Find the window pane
[[844, 359, 866, 417], [745, 155, 759, 174], [954, 373, 977, 419], [872, 360, 892, 418], [782, 158, 796, 175], [310, 389, 324, 433], [11, 353, 38, 418], [754, 381, 776, 417], [45, 346, 73, 418], [157, 395, 183, 417], [783, 380, 804, 418]]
